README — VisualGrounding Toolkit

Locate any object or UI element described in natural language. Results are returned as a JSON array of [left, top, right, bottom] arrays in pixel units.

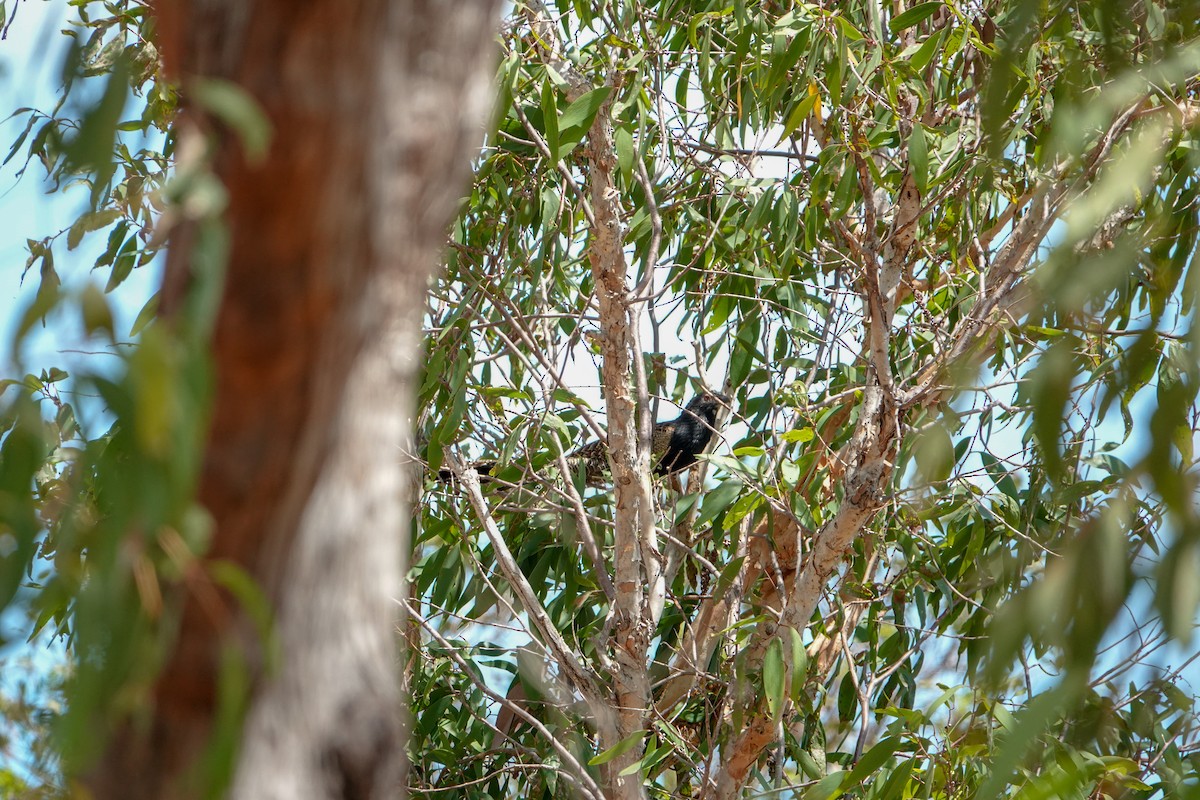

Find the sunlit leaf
[[889, 2, 943, 33]]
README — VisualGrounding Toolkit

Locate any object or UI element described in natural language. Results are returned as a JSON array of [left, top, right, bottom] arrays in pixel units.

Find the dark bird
[[437, 390, 729, 487]]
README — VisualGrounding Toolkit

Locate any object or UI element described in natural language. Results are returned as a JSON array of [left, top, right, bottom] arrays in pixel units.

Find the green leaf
[[912, 421, 953, 484], [2, 109, 36, 167], [490, 53, 520, 144], [66, 57, 129, 196], [797, 749, 824, 780], [81, 283, 114, 339], [1065, 117, 1170, 242], [977, 687, 1071, 798], [889, 2, 943, 33], [832, 15, 865, 42], [876, 757, 917, 798], [779, 92, 818, 142], [1159, 539, 1200, 644], [763, 637, 785, 719], [828, 28, 845, 107], [1029, 339, 1075, 481], [701, 293, 734, 335], [128, 327, 180, 458], [789, 627, 808, 699], [618, 742, 671, 777], [540, 81, 560, 163], [713, 556, 746, 597], [694, 477, 742, 528], [687, 9, 732, 48], [105, 234, 139, 293], [908, 122, 928, 194], [801, 770, 844, 800], [588, 730, 648, 766], [0, 397, 44, 615], [558, 86, 612, 138], [13, 248, 60, 350], [615, 126, 634, 180], [67, 208, 122, 251], [209, 560, 279, 671], [845, 735, 904, 786], [724, 491, 763, 529], [94, 219, 129, 269], [782, 427, 815, 443], [979, 451, 1019, 499], [192, 78, 273, 162], [129, 291, 160, 337], [907, 28, 944, 72]]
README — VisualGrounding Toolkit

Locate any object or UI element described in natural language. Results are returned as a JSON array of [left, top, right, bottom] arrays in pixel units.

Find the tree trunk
[[87, 2, 499, 798]]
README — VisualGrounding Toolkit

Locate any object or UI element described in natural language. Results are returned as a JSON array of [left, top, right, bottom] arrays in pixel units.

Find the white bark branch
[[445, 452, 606, 715]]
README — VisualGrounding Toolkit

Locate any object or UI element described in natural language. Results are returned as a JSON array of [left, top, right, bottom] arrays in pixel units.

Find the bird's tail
[[436, 460, 498, 483]]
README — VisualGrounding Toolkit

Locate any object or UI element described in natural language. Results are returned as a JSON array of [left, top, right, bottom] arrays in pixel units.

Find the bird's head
[[685, 390, 730, 424]]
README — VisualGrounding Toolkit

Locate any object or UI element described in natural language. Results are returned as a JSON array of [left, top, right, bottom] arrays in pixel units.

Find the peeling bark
[[586, 93, 657, 800]]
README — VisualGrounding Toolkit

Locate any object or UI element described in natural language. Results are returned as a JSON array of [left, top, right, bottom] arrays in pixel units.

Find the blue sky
[[1, 2, 161, 386], [0, 4, 76, 781]]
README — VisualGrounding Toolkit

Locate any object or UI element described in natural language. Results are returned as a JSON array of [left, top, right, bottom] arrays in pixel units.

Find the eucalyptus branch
[[404, 601, 607, 800], [442, 451, 604, 712]]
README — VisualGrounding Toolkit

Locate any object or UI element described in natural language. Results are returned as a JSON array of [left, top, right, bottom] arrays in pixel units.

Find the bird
[[437, 390, 729, 487]]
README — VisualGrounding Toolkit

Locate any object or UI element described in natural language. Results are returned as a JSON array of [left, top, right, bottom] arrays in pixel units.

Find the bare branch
[[443, 451, 606, 715], [405, 601, 607, 800]]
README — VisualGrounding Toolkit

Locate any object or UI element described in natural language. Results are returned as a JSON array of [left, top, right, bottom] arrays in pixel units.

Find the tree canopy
[[2, 0, 1200, 798]]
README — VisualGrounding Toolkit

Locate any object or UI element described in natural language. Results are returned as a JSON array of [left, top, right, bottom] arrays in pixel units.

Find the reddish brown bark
[[88, 2, 499, 798]]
